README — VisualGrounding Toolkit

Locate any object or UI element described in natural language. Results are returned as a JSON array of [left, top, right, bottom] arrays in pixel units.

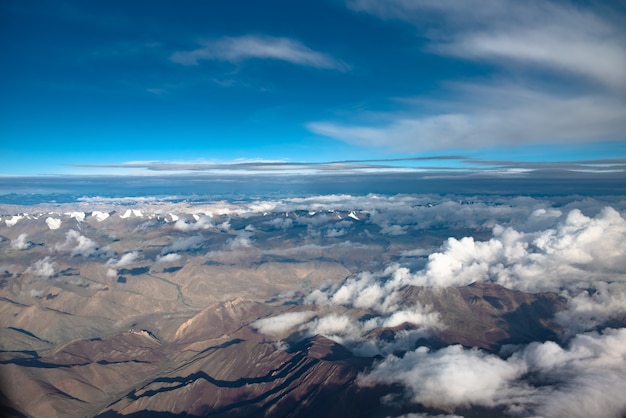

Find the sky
[[1, 0, 626, 176]]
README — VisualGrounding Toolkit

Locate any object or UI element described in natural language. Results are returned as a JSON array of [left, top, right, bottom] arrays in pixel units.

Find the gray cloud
[[359, 344, 527, 409], [173, 215, 214, 232]]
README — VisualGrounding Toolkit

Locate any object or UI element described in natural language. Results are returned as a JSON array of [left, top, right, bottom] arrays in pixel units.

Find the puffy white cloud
[[361, 329, 626, 417], [156, 253, 182, 264], [360, 344, 527, 409], [106, 251, 141, 268], [161, 235, 203, 254], [415, 207, 626, 292], [55, 230, 99, 257], [11, 233, 31, 250], [515, 328, 626, 418], [173, 215, 214, 231], [226, 231, 253, 249], [252, 311, 317, 336], [45, 217, 62, 230], [26, 257, 56, 278]]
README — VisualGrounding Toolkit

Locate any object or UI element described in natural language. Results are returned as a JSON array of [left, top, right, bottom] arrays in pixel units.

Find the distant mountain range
[[2, 194, 625, 417]]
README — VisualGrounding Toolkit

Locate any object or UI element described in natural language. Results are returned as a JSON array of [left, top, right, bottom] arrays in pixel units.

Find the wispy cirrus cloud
[[347, 0, 626, 89], [310, 0, 626, 153], [170, 35, 348, 71]]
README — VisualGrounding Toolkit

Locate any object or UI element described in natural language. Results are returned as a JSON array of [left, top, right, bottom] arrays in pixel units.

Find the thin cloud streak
[[170, 35, 348, 71]]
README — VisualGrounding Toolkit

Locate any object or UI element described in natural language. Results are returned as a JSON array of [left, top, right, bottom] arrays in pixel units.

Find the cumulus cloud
[[156, 253, 182, 264], [174, 215, 214, 231], [170, 35, 347, 71], [26, 256, 56, 278], [45, 217, 62, 230], [106, 251, 142, 278], [360, 329, 626, 417], [360, 344, 527, 409], [226, 231, 254, 249], [55, 230, 99, 257], [11, 233, 31, 250], [415, 207, 626, 293], [161, 235, 204, 254], [324, 206, 626, 333]]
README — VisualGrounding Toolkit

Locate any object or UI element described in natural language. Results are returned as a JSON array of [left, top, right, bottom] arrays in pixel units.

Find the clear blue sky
[[1, 0, 626, 176]]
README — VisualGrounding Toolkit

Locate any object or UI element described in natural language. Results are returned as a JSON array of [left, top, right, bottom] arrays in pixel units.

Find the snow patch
[[5, 215, 23, 227], [92, 211, 110, 222]]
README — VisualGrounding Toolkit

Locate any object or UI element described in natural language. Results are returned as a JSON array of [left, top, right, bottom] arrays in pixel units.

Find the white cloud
[[174, 215, 214, 231], [156, 253, 182, 264], [45, 217, 62, 230], [11, 233, 31, 250], [360, 344, 527, 409], [161, 235, 203, 254], [106, 251, 141, 268], [252, 311, 317, 336], [226, 231, 254, 249], [55, 230, 99, 257], [360, 328, 626, 417], [26, 257, 56, 278], [170, 35, 347, 71]]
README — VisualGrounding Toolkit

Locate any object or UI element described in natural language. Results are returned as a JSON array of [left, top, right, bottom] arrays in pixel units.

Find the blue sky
[[1, 0, 626, 176]]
